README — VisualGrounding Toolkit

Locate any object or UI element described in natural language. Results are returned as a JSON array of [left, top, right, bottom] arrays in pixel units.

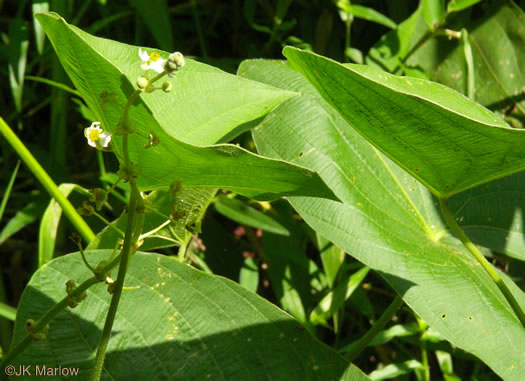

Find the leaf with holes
[[283, 46, 525, 198], [239, 58, 525, 379], [10, 251, 369, 380]]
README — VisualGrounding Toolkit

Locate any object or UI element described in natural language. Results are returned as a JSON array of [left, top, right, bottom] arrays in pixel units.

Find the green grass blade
[[0, 117, 95, 243], [0, 161, 20, 223]]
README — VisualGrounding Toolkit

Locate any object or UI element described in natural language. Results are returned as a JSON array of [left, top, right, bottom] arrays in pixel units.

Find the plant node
[[66, 280, 88, 308]]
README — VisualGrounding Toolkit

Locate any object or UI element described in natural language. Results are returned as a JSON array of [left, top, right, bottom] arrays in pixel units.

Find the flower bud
[[170, 52, 185, 67], [162, 81, 172, 92], [136, 76, 149, 90], [166, 52, 185, 77]]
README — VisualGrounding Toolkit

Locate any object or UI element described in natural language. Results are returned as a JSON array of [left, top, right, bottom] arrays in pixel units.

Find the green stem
[[0, 271, 106, 377], [0, 160, 20, 222], [96, 150, 107, 177], [402, 11, 450, 66], [344, 295, 404, 362], [0, 117, 95, 243], [93, 212, 125, 237], [416, 317, 430, 381], [89, 184, 140, 381], [90, 70, 163, 380], [439, 198, 525, 328], [461, 28, 475, 100]]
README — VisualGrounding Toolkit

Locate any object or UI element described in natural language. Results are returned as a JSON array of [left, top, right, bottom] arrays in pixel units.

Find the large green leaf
[[366, 2, 525, 260], [36, 13, 336, 201], [282, 46, 525, 198], [39, 12, 294, 147], [239, 59, 525, 379], [10, 251, 368, 381]]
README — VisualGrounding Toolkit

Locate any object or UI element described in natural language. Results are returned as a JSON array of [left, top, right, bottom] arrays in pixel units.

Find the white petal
[[150, 58, 166, 73], [98, 132, 113, 148], [139, 48, 149, 61], [90, 121, 101, 128], [87, 139, 97, 148]]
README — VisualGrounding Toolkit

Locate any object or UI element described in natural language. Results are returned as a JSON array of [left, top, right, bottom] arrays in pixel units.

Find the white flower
[[84, 122, 112, 149], [139, 48, 166, 73]]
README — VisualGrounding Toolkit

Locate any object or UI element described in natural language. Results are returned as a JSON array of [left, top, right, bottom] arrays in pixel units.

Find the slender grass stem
[[0, 117, 95, 243], [93, 212, 125, 237], [439, 197, 525, 328], [344, 295, 403, 362], [0, 161, 20, 223]]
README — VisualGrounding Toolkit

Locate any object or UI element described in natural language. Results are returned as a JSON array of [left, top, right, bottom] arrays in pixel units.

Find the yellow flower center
[[88, 129, 101, 141], [149, 52, 161, 62]]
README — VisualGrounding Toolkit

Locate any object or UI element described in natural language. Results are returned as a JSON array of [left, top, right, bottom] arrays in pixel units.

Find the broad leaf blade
[[283, 46, 525, 197], [54, 13, 296, 147], [447, 0, 483, 13], [36, 13, 336, 201], [11, 251, 369, 380], [337, 3, 397, 30], [240, 59, 525, 379]]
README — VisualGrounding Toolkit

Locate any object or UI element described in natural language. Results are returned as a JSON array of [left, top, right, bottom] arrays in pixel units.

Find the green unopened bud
[[162, 81, 172, 92], [136, 76, 149, 90], [166, 52, 185, 77], [170, 52, 185, 67]]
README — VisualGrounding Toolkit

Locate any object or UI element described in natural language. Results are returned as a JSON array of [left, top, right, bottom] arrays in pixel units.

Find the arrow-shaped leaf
[[35, 13, 336, 201], [283, 46, 525, 198], [239, 59, 525, 379]]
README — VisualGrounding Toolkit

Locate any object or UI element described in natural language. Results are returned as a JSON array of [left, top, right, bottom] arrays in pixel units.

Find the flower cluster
[[84, 48, 186, 149], [139, 48, 166, 73], [138, 48, 185, 77]]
